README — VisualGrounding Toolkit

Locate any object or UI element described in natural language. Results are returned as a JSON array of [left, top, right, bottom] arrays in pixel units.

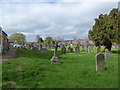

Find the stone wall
[[0, 27, 9, 53]]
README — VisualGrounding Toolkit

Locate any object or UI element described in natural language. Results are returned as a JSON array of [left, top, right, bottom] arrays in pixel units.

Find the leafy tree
[[9, 33, 26, 45], [88, 8, 119, 51], [36, 35, 44, 45], [44, 36, 55, 45]]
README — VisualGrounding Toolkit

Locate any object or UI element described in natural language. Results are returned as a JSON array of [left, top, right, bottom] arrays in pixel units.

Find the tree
[[36, 35, 44, 45], [9, 33, 26, 45], [88, 8, 119, 51], [44, 36, 55, 46]]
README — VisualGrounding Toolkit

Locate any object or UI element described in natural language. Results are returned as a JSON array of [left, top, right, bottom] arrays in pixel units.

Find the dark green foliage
[[44, 36, 56, 46], [36, 35, 44, 44], [88, 8, 119, 51]]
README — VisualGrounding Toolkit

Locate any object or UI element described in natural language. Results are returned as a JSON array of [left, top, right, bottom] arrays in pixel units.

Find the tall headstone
[[87, 46, 91, 53], [96, 53, 105, 71], [86, 45, 88, 52], [96, 46, 101, 53], [91, 45, 94, 49], [61, 47, 66, 54], [105, 49, 111, 59], [51, 42, 59, 63], [75, 45, 80, 54], [30, 45, 33, 50], [82, 46, 84, 51], [68, 46, 73, 52], [68, 46, 71, 51], [39, 44, 43, 50]]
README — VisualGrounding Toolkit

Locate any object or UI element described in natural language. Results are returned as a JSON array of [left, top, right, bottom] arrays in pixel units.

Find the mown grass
[[2, 47, 118, 88]]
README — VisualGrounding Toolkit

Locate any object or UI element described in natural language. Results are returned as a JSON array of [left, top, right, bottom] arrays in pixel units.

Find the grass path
[[2, 47, 118, 88]]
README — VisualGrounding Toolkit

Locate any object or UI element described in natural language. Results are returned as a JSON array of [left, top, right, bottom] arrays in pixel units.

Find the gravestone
[[61, 47, 66, 54], [68, 47, 73, 52], [30, 45, 33, 50], [32, 47, 38, 51], [86, 45, 88, 52], [82, 46, 84, 51], [38, 45, 42, 50], [68, 46, 71, 51], [96, 53, 105, 71], [75, 45, 80, 54], [96, 46, 101, 53], [22, 46, 26, 49], [91, 45, 94, 49], [70, 48, 73, 52], [51, 42, 59, 63], [105, 49, 111, 59], [40, 48, 47, 54], [25, 45, 29, 49], [87, 46, 91, 53]]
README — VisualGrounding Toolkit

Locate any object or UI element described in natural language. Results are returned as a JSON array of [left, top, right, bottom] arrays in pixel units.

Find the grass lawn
[[2, 47, 119, 88]]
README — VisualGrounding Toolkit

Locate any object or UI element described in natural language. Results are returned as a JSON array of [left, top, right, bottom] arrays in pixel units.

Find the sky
[[0, 0, 119, 42]]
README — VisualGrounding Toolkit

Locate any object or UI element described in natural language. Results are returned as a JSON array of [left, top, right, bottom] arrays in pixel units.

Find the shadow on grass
[[17, 48, 63, 60], [111, 50, 120, 54], [17, 48, 51, 59]]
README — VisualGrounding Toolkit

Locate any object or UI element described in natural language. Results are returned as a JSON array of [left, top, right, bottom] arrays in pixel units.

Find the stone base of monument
[[51, 56, 59, 63]]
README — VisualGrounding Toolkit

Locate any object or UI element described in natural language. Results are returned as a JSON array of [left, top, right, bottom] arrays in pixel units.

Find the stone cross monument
[[51, 42, 59, 63]]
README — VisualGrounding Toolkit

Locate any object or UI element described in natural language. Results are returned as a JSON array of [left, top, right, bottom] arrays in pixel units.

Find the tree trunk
[[105, 42, 112, 51]]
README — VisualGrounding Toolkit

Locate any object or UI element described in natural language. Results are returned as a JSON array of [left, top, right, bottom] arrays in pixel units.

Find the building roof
[[8, 39, 17, 43], [0, 27, 8, 36]]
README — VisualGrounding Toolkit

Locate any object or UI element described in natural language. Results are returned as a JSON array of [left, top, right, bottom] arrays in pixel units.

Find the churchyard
[[1, 2, 119, 88], [2, 46, 118, 88]]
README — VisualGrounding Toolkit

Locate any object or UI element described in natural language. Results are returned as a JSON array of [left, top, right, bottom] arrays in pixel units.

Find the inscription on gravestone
[[96, 53, 105, 71]]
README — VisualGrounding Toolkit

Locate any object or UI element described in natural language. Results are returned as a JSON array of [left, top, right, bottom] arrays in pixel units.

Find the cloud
[[1, 0, 118, 41]]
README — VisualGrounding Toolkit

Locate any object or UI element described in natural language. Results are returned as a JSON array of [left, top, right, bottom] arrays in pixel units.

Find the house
[[72, 38, 94, 46], [58, 38, 94, 46], [8, 39, 18, 47], [0, 27, 9, 53]]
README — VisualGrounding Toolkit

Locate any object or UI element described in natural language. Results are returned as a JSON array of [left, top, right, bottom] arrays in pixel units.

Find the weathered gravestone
[[28, 45, 31, 49], [75, 45, 80, 54], [61, 47, 66, 54], [86, 46, 88, 52], [96, 53, 105, 71], [22, 46, 26, 49], [96, 46, 101, 53], [105, 49, 111, 59], [68, 47, 73, 52], [40, 48, 47, 54], [30, 45, 33, 50], [87, 46, 91, 53], [91, 45, 94, 49], [51, 42, 59, 63], [82, 46, 84, 51], [38, 45, 42, 50], [68, 46, 71, 51], [32, 47, 38, 51]]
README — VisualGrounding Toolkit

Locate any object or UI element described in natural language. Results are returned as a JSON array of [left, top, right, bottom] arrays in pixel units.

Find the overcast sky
[[0, 0, 119, 42]]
